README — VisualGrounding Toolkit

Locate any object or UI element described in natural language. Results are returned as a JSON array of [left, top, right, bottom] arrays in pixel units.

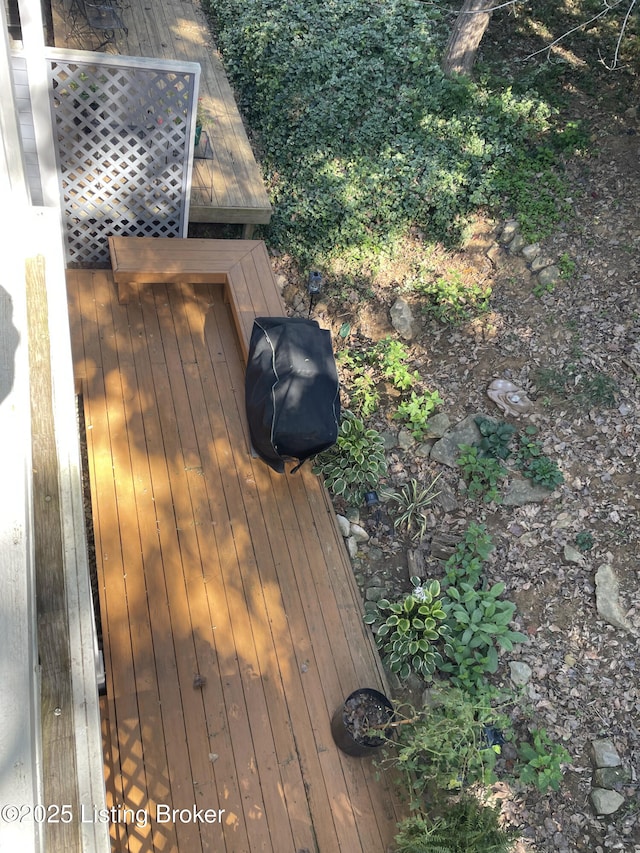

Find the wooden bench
[[108, 236, 286, 362]]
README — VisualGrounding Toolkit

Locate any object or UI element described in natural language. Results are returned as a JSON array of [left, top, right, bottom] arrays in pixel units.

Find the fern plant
[[394, 797, 519, 853]]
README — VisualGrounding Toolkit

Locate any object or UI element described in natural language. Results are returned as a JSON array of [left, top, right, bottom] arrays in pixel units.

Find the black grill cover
[[245, 317, 340, 473]]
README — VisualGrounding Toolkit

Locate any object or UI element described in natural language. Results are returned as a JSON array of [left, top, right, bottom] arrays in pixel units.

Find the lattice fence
[[46, 49, 200, 265]]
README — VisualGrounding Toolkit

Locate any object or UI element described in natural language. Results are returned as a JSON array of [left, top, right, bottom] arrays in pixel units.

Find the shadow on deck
[[67, 267, 402, 852]]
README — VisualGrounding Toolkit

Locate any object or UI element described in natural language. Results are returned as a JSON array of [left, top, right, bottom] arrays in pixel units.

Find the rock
[[365, 586, 386, 602], [380, 430, 397, 450], [537, 265, 561, 288], [530, 254, 555, 272], [590, 788, 625, 815], [563, 544, 586, 566], [430, 532, 461, 561], [390, 298, 414, 340], [499, 219, 520, 245], [508, 233, 526, 255], [336, 514, 351, 538], [502, 477, 553, 507], [521, 243, 541, 262], [275, 274, 288, 293], [415, 441, 434, 458], [350, 523, 369, 543], [423, 412, 451, 438], [430, 414, 484, 467], [407, 549, 426, 577], [346, 507, 360, 524], [436, 485, 458, 513], [397, 429, 415, 450], [593, 766, 631, 789], [594, 564, 634, 632], [346, 536, 358, 558], [591, 738, 622, 768], [509, 661, 532, 686]]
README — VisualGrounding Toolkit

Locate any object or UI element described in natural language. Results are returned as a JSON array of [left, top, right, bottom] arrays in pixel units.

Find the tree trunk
[[442, 0, 494, 77]]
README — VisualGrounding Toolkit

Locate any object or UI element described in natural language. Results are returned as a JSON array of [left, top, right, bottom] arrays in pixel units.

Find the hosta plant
[[364, 578, 449, 681], [313, 410, 387, 505]]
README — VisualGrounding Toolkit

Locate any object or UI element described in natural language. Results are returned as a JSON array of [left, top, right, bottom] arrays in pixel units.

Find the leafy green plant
[[364, 578, 449, 681], [394, 796, 519, 853], [374, 337, 421, 391], [558, 251, 576, 280], [456, 445, 505, 502], [207, 0, 564, 272], [336, 348, 380, 416], [394, 390, 443, 440], [351, 371, 380, 416], [443, 522, 494, 588], [379, 688, 512, 804], [532, 277, 556, 298], [521, 455, 564, 489], [517, 728, 571, 793], [574, 370, 618, 407], [390, 476, 442, 542], [575, 530, 594, 552], [439, 584, 528, 692], [415, 271, 492, 325], [475, 417, 516, 460], [313, 411, 387, 504]]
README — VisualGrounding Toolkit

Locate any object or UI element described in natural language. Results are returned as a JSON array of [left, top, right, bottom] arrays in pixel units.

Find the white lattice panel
[[46, 49, 200, 265]]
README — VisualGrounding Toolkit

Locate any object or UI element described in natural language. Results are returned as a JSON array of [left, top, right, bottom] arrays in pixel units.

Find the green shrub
[[382, 688, 511, 803], [439, 584, 528, 693], [206, 0, 563, 270], [374, 337, 421, 391], [521, 455, 564, 489], [313, 410, 387, 504], [456, 445, 506, 502], [517, 728, 571, 793], [364, 578, 449, 681], [443, 522, 494, 588], [394, 797, 519, 853], [394, 390, 443, 440], [415, 271, 492, 325], [474, 417, 516, 460]]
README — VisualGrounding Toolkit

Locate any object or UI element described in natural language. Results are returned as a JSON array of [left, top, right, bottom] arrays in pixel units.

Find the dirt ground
[[273, 96, 640, 851]]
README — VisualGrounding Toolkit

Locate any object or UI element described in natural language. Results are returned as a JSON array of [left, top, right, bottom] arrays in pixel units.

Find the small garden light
[[307, 270, 323, 295], [307, 270, 324, 317], [364, 490, 380, 509]]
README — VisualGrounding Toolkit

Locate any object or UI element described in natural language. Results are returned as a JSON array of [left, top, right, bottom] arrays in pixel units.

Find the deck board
[[67, 269, 401, 853], [51, 0, 272, 229]]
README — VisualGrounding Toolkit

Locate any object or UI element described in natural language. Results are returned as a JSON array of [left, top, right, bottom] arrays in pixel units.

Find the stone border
[[498, 219, 562, 290]]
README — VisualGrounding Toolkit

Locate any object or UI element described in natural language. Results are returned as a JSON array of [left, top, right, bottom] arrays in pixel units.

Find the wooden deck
[[51, 0, 272, 233], [67, 267, 401, 853]]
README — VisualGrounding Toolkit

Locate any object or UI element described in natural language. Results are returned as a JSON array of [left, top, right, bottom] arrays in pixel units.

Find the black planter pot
[[330, 687, 394, 757]]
